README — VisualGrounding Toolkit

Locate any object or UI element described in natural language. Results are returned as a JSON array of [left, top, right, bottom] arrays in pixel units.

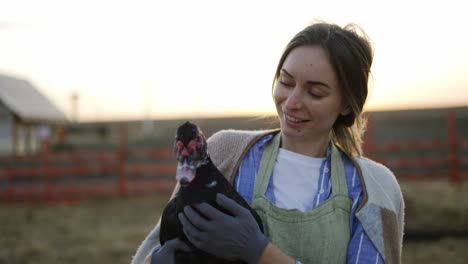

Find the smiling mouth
[[284, 113, 307, 123]]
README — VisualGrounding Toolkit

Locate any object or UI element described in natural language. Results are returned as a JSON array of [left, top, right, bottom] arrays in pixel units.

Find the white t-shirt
[[272, 148, 325, 211]]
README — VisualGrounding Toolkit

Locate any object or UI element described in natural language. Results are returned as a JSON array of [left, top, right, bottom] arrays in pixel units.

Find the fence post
[[447, 111, 460, 183], [42, 144, 52, 202], [3, 170, 15, 203], [118, 123, 128, 196]]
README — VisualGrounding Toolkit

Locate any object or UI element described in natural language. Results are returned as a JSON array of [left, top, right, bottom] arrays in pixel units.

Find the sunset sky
[[0, 0, 467, 121]]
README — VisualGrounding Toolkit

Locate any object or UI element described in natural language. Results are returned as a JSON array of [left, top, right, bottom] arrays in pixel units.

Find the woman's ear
[[341, 105, 351, 116]]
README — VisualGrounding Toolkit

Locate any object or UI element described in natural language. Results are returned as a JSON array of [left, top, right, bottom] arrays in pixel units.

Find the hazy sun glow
[[0, 0, 467, 121]]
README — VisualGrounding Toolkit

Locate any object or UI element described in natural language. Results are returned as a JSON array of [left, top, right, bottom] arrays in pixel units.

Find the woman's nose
[[284, 87, 303, 109]]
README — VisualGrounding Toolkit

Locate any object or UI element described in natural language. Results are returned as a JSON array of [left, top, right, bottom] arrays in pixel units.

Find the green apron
[[249, 133, 352, 263]]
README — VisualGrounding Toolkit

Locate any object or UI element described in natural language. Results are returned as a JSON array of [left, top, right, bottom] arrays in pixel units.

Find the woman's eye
[[308, 92, 324, 99], [279, 81, 294, 87]]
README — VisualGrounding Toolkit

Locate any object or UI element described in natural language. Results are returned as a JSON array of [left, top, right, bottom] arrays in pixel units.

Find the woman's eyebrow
[[281, 68, 331, 89], [280, 68, 293, 78]]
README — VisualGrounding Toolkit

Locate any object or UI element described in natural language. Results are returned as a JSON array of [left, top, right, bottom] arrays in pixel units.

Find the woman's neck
[[280, 133, 330, 158]]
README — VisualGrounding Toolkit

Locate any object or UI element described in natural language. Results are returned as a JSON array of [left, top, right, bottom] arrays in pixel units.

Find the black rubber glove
[[149, 238, 192, 264], [178, 193, 269, 264]]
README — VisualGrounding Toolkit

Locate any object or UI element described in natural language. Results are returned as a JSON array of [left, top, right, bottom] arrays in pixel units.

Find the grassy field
[[0, 194, 170, 264], [1, 182, 467, 264]]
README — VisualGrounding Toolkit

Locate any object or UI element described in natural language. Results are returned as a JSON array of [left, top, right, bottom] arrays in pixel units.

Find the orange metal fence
[[363, 111, 468, 183], [1, 112, 467, 204], [363, 139, 468, 182], [0, 147, 177, 204]]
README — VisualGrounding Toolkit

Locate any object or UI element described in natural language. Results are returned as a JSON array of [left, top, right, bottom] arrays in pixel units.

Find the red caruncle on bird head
[[174, 121, 208, 186]]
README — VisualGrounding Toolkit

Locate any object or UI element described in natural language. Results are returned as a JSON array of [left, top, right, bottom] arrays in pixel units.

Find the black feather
[[159, 121, 264, 264]]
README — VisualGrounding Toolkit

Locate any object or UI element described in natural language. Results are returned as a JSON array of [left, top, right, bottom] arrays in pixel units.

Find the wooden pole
[[12, 119, 18, 155]]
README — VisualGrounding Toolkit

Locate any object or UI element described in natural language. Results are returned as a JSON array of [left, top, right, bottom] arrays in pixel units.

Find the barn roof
[[0, 73, 68, 123]]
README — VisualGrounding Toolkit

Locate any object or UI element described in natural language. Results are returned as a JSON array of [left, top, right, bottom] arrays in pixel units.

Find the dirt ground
[[1, 182, 467, 264]]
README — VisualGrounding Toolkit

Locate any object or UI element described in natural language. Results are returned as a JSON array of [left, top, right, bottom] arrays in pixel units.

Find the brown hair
[[272, 22, 373, 156]]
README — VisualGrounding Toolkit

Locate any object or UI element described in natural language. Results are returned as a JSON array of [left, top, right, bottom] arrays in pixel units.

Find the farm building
[[0, 73, 68, 155]]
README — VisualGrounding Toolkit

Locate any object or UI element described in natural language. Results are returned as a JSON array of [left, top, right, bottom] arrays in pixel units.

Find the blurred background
[[0, 0, 467, 263]]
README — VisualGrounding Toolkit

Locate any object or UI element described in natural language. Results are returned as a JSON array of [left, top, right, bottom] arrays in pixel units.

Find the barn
[[0, 73, 68, 155]]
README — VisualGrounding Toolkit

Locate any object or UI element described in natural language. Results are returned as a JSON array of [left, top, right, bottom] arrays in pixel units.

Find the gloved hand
[[178, 193, 269, 264], [146, 238, 192, 264]]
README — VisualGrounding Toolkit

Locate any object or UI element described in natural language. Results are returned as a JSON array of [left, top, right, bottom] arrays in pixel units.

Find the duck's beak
[[176, 161, 196, 187]]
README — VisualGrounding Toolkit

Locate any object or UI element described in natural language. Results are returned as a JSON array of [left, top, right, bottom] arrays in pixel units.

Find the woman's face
[[273, 45, 349, 145]]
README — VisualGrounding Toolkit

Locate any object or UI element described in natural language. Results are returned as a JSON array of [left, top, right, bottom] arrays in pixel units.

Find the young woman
[[133, 22, 404, 264]]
